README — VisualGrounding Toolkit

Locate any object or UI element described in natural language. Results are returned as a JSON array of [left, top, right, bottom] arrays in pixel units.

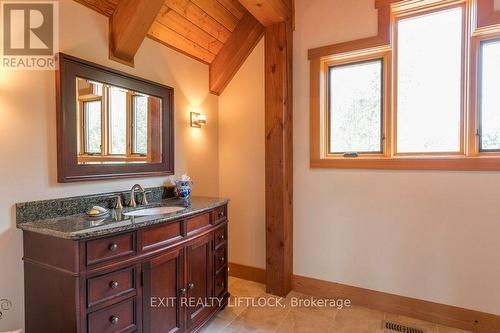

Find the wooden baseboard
[[228, 262, 266, 284], [228, 263, 500, 333], [293, 275, 500, 333]]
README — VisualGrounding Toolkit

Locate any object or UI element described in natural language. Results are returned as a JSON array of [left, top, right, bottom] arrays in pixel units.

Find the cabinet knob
[[218, 211, 224, 218], [109, 243, 119, 251], [218, 282, 225, 288], [109, 316, 119, 325], [110, 281, 119, 289], [219, 256, 225, 263], [179, 288, 187, 295], [218, 235, 225, 241], [187, 282, 195, 290]]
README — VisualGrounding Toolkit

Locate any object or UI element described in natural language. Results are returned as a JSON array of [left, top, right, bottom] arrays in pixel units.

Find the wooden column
[[265, 20, 293, 297]]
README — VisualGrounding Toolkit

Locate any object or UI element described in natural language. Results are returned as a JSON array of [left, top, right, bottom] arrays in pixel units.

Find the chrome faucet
[[129, 184, 148, 207]]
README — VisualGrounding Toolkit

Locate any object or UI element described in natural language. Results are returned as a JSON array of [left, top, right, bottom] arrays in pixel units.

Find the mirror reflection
[[76, 78, 162, 164]]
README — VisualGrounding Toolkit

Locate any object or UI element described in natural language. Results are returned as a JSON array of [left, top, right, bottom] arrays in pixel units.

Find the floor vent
[[383, 320, 425, 333]]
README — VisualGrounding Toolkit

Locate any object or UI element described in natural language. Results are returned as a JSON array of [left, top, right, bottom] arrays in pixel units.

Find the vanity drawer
[[215, 269, 227, 297], [87, 298, 137, 333], [212, 205, 227, 224], [87, 267, 136, 308], [186, 213, 210, 235], [214, 246, 226, 273], [214, 225, 227, 248], [142, 221, 182, 251], [86, 233, 136, 266]]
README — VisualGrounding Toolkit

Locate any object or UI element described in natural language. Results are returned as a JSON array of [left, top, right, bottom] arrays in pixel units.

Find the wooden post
[[265, 20, 293, 297]]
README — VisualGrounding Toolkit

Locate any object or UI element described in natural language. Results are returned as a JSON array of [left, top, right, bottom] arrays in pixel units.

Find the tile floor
[[200, 277, 472, 333]]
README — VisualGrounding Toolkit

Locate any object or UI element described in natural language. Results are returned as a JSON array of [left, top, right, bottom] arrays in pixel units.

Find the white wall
[[294, 0, 500, 315], [0, 0, 219, 331], [219, 39, 266, 269]]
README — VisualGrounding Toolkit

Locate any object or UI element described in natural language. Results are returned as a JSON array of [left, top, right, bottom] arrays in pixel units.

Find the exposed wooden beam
[[209, 12, 264, 94], [73, 0, 118, 17], [239, 0, 292, 26], [264, 20, 293, 297], [109, 0, 164, 66]]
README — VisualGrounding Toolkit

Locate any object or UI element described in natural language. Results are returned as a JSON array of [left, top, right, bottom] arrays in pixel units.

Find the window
[[109, 86, 127, 155], [310, 0, 500, 170], [328, 59, 383, 155], [132, 95, 148, 155], [479, 39, 500, 151], [396, 7, 464, 154], [83, 100, 102, 154], [76, 77, 162, 164]]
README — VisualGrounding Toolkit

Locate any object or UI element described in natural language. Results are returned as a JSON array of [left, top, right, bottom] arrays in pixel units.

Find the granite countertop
[[17, 196, 228, 240]]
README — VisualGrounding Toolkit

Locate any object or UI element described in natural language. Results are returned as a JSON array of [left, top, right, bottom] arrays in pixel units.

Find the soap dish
[[86, 206, 109, 218]]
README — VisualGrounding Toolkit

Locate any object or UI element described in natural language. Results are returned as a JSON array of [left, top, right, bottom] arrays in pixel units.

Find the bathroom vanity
[[17, 193, 228, 333]]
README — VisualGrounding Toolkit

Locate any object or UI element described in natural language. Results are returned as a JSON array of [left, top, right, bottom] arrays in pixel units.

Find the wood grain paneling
[[217, 0, 247, 20], [191, 0, 239, 31], [155, 5, 224, 54], [209, 12, 264, 94], [163, 0, 232, 43], [148, 21, 216, 64], [264, 20, 293, 297]]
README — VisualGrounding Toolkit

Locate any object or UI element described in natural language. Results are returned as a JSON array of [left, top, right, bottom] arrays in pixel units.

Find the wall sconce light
[[190, 112, 207, 128]]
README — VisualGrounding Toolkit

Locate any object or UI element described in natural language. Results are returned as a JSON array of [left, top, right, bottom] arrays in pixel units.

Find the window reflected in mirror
[[76, 78, 162, 164]]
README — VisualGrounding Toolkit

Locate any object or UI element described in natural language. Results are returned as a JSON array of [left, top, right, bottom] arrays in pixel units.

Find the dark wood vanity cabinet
[[22, 205, 229, 333]]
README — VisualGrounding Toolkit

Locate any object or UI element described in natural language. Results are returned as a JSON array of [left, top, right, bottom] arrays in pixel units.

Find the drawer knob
[[187, 282, 195, 290], [109, 243, 119, 251], [218, 235, 225, 241], [218, 282, 225, 288], [110, 281, 119, 289], [109, 316, 119, 325], [218, 211, 224, 218], [179, 288, 187, 296], [219, 256, 225, 263]]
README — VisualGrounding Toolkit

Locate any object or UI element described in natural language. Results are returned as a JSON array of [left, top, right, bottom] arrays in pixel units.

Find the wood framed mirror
[[56, 53, 174, 182]]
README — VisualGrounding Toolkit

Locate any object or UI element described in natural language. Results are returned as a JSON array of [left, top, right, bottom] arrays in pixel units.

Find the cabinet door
[[185, 234, 213, 329], [142, 247, 184, 333]]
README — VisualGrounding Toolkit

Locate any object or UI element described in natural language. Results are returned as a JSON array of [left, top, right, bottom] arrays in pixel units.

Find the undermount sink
[[124, 206, 186, 217]]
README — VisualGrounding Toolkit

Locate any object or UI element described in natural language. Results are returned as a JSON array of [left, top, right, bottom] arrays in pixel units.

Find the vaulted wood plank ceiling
[[73, 0, 291, 94], [75, 0, 249, 64]]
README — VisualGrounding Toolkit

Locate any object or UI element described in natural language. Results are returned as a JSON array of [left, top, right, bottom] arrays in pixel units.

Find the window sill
[[310, 156, 500, 171]]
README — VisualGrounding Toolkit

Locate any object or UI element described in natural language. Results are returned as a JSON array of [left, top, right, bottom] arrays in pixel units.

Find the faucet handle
[[114, 195, 123, 209], [142, 191, 149, 206]]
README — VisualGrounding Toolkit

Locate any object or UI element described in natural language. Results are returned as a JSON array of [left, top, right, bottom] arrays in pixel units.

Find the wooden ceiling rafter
[[238, 0, 292, 26], [109, 0, 165, 66], [209, 12, 264, 94]]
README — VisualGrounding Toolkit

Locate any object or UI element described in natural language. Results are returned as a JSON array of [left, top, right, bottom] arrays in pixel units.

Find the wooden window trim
[[318, 49, 392, 159], [310, 0, 500, 171]]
